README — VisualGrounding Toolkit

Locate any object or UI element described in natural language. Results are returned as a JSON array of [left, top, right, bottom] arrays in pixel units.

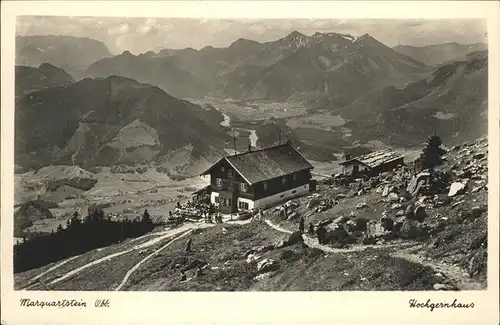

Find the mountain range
[[16, 35, 112, 79], [15, 63, 74, 96], [85, 31, 431, 103], [14, 32, 488, 172], [15, 76, 230, 176], [393, 42, 487, 66], [339, 50, 488, 147]]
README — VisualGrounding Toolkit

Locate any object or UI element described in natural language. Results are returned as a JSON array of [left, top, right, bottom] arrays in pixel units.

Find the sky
[[17, 16, 487, 55]]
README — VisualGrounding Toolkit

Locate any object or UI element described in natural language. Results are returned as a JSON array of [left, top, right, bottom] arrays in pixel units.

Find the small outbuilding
[[340, 149, 404, 177]]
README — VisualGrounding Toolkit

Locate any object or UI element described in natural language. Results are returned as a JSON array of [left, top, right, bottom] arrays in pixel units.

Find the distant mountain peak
[[286, 30, 306, 38], [229, 38, 261, 48], [38, 62, 60, 70]]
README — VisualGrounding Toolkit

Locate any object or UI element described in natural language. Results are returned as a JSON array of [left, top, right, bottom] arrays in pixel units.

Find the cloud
[[16, 17, 487, 54]]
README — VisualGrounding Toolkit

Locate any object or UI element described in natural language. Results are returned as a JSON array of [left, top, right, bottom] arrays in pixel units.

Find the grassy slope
[[15, 138, 488, 291]]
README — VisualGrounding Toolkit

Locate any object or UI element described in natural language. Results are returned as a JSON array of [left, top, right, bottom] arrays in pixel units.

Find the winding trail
[[264, 219, 418, 253], [115, 229, 193, 291], [264, 219, 484, 290], [44, 223, 214, 286], [392, 247, 485, 290], [24, 216, 248, 289]]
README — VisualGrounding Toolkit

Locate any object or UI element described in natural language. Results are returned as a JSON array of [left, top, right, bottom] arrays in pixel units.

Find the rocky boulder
[[333, 216, 351, 225], [307, 198, 320, 209], [404, 203, 415, 217], [433, 283, 457, 291], [324, 223, 349, 243], [282, 231, 304, 247], [398, 218, 429, 239], [448, 182, 467, 197], [387, 193, 399, 202], [257, 258, 279, 273], [380, 215, 394, 231], [413, 205, 427, 222]]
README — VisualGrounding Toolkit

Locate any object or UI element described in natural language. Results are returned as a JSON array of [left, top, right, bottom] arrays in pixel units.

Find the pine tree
[[142, 209, 152, 224], [420, 134, 446, 170]]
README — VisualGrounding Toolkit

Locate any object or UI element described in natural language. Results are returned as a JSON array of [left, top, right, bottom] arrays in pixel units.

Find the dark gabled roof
[[339, 149, 404, 168], [202, 142, 313, 185]]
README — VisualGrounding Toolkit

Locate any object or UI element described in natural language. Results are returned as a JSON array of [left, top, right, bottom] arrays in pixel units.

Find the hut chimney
[[248, 144, 252, 152], [345, 154, 351, 160]]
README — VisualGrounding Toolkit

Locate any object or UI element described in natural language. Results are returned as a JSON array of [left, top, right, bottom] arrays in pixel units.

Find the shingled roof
[[340, 149, 404, 169], [202, 142, 313, 185]]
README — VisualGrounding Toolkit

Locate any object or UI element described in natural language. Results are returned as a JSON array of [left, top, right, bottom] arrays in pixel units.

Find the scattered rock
[[387, 193, 399, 202], [307, 198, 320, 209], [413, 205, 427, 222], [433, 283, 457, 291], [448, 182, 466, 197], [380, 215, 394, 231], [324, 223, 349, 243], [395, 209, 405, 217], [333, 216, 351, 225], [391, 203, 402, 211], [246, 254, 261, 264], [356, 202, 368, 210], [243, 249, 255, 258], [257, 259, 279, 273], [335, 193, 346, 200], [282, 231, 304, 247], [253, 271, 276, 281], [398, 218, 428, 239], [255, 244, 274, 253], [362, 236, 377, 245], [381, 185, 390, 197], [404, 203, 415, 217]]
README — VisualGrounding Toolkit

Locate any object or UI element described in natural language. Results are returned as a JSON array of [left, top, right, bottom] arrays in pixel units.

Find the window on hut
[[240, 183, 248, 192], [228, 169, 233, 177], [263, 182, 268, 191], [216, 178, 222, 187]]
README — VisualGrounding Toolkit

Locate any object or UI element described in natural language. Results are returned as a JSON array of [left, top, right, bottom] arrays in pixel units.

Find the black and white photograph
[[7, 13, 492, 294]]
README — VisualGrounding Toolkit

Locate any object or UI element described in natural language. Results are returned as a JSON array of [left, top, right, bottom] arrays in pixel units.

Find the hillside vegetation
[[14, 137, 487, 291], [15, 76, 230, 172]]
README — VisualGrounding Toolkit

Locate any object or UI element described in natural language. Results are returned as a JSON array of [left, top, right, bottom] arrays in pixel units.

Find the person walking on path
[[308, 223, 315, 235], [299, 217, 305, 233]]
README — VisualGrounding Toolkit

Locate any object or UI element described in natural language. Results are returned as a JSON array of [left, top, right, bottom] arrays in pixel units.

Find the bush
[[353, 217, 369, 232]]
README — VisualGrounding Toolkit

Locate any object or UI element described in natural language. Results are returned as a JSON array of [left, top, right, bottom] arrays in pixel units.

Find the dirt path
[[46, 223, 214, 286], [115, 229, 193, 291], [26, 217, 245, 288], [264, 219, 484, 290], [264, 219, 418, 253], [391, 246, 485, 290], [20, 255, 83, 290]]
